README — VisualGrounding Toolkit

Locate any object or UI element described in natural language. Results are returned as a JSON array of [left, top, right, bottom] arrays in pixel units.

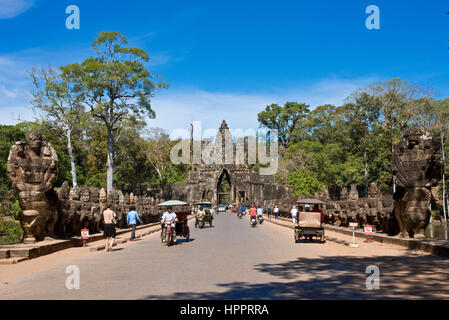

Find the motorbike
[[258, 215, 264, 224], [195, 214, 206, 228], [250, 216, 257, 227], [161, 221, 176, 246], [238, 211, 243, 219]]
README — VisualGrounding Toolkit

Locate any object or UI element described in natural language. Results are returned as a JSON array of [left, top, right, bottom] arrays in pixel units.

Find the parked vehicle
[[294, 199, 325, 243], [218, 203, 227, 212]]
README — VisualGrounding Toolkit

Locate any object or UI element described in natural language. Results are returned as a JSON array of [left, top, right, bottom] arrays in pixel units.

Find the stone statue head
[[69, 186, 81, 201], [99, 188, 107, 203], [26, 132, 45, 155], [91, 188, 99, 203], [129, 193, 135, 204], [368, 182, 380, 199], [349, 185, 359, 201], [118, 191, 125, 204], [111, 192, 119, 204], [81, 187, 91, 202], [125, 193, 130, 204], [58, 181, 70, 200]]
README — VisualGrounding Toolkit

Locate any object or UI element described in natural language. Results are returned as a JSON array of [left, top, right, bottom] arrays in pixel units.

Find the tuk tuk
[[158, 200, 190, 245], [193, 202, 214, 228], [294, 198, 325, 243]]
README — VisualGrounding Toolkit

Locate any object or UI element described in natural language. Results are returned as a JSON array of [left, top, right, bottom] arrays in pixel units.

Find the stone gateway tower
[[186, 120, 285, 205]]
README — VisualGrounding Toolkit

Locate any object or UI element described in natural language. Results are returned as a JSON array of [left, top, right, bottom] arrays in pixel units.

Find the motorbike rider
[[161, 206, 178, 238], [196, 206, 206, 218], [249, 205, 257, 221], [256, 205, 263, 218]]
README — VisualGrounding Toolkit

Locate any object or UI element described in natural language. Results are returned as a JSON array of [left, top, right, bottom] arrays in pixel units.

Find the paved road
[[1, 212, 449, 299]]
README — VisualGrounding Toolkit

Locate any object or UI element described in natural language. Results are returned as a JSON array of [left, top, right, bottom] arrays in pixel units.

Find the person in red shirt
[[249, 205, 257, 217]]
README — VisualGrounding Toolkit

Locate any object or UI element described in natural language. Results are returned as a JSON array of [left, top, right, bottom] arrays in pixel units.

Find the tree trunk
[[66, 129, 77, 187], [364, 148, 368, 197], [106, 127, 114, 194], [392, 141, 396, 194], [442, 134, 447, 222]]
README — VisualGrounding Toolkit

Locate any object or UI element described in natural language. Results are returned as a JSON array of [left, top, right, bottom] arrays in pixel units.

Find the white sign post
[[349, 222, 358, 248]]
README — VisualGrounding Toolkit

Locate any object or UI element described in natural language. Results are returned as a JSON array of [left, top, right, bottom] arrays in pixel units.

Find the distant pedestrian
[[103, 204, 117, 252], [291, 205, 298, 224], [274, 205, 279, 219], [267, 205, 272, 220], [127, 206, 142, 241], [257, 205, 263, 218]]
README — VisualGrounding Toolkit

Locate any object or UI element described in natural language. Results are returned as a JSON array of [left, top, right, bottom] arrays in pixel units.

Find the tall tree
[[344, 91, 381, 196], [372, 78, 425, 193], [257, 102, 310, 150], [62, 31, 167, 193], [29, 67, 84, 187]]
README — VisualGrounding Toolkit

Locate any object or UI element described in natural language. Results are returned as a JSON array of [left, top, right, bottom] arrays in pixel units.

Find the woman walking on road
[[103, 203, 117, 252]]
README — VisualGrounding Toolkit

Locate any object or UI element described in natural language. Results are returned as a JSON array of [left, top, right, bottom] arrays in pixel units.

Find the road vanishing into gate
[[1, 212, 449, 299]]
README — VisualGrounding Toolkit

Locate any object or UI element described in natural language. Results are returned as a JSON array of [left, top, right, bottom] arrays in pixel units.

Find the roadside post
[[364, 225, 373, 242], [81, 228, 89, 247], [349, 222, 358, 248]]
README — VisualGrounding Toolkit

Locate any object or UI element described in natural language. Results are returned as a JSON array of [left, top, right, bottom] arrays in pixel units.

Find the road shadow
[[141, 254, 449, 300], [175, 238, 195, 244]]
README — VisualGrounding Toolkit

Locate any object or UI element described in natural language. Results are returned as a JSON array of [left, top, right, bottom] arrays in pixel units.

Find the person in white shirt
[[274, 205, 279, 219], [161, 206, 178, 237], [257, 205, 263, 217], [291, 205, 298, 224]]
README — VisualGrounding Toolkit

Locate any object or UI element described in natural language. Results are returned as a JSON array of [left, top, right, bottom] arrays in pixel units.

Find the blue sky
[[0, 0, 448, 133]]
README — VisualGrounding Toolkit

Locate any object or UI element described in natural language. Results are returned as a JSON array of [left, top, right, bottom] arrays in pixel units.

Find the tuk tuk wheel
[[166, 233, 172, 246]]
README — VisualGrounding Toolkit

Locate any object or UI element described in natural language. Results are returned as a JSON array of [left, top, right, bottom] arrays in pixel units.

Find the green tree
[[287, 169, 324, 196], [62, 31, 167, 193], [29, 67, 85, 187], [257, 102, 310, 150]]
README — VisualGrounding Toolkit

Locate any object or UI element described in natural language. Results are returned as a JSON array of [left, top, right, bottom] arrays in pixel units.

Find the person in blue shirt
[[127, 206, 142, 241]]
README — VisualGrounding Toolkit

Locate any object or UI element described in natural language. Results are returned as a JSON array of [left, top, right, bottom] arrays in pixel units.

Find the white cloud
[[0, 85, 18, 98], [148, 77, 377, 135], [0, 0, 34, 19]]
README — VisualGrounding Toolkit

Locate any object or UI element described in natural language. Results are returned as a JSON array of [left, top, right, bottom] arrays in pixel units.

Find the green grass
[[0, 219, 23, 244]]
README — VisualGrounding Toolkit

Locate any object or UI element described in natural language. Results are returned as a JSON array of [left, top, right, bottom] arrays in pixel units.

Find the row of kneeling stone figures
[[56, 182, 167, 237], [322, 198, 398, 234]]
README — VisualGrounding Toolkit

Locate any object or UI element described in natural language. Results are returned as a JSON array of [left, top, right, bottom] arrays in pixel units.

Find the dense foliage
[[259, 79, 449, 199]]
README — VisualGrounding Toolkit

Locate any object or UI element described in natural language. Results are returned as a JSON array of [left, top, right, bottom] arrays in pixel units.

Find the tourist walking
[[291, 205, 298, 224], [267, 205, 272, 220], [127, 206, 142, 241], [274, 205, 279, 219], [103, 204, 117, 252]]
